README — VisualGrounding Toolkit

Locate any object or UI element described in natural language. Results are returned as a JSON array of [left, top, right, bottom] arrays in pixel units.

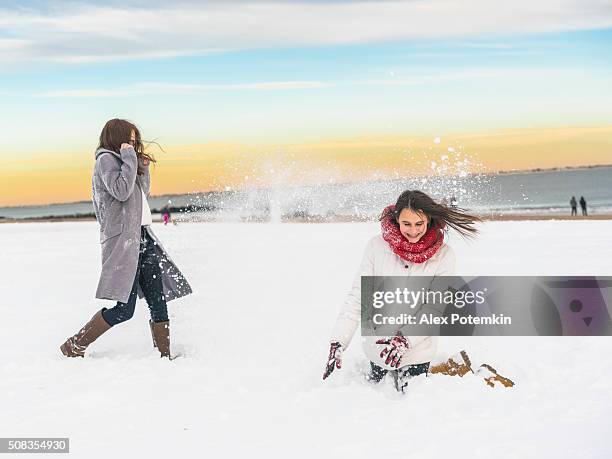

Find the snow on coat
[[330, 234, 456, 369], [92, 146, 192, 304]]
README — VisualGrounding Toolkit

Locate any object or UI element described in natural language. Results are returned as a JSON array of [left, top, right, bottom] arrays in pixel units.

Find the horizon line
[[2, 162, 611, 210]]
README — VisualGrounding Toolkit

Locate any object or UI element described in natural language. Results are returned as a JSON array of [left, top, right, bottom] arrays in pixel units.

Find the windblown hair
[[97, 119, 157, 175], [380, 189, 482, 239]]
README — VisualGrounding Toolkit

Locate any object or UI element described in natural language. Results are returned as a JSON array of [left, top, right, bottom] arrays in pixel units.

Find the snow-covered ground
[[1, 220, 611, 458]]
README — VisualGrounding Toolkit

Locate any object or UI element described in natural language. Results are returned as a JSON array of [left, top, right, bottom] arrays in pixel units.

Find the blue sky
[[1, 1, 612, 204], [3, 29, 612, 150]]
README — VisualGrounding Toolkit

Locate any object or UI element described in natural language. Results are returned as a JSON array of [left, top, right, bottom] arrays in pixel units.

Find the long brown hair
[[97, 119, 157, 175], [380, 189, 482, 239]]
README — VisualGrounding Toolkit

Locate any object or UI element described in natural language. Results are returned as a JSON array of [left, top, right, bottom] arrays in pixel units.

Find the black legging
[[368, 361, 430, 383], [102, 226, 169, 326]]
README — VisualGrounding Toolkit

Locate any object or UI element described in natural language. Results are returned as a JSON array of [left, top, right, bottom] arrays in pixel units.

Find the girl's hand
[[322, 342, 343, 380], [137, 155, 150, 176], [376, 332, 410, 368], [120, 143, 134, 150]]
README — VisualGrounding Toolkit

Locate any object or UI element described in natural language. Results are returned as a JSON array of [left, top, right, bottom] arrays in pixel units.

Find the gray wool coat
[[92, 145, 193, 304]]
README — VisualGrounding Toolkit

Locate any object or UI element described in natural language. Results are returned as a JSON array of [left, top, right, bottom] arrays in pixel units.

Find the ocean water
[[476, 166, 612, 215], [1, 166, 610, 220]]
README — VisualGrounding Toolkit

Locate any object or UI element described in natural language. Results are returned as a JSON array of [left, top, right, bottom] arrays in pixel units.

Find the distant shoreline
[[1, 163, 610, 211], [1, 214, 611, 224], [493, 163, 612, 175]]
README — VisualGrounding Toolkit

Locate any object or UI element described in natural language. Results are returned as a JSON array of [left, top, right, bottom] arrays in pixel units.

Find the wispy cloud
[[44, 49, 229, 64], [33, 67, 563, 98], [358, 70, 510, 86], [394, 40, 555, 59], [1, 0, 612, 64], [34, 80, 335, 97]]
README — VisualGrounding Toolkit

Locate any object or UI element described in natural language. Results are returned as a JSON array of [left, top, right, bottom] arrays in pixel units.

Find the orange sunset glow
[[1, 126, 611, 207]]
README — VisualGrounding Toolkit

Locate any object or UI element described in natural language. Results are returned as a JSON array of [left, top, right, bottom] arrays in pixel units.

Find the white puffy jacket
[[330, 234, 456, 369]]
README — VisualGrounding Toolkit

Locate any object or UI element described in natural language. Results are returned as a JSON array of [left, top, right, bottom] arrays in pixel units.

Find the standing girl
[[323, 190, 481, 391], [60, 119, 192, 359]]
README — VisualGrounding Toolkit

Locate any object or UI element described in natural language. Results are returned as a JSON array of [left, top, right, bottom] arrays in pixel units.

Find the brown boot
[[478, 364, 515, 388], [60, 309, 112, 358], [150, 320, 171, 358], [429, 350, 474, 377], [149, 320, 157, 349]]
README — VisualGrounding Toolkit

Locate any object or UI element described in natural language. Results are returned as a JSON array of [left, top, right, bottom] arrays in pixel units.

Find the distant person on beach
[[323, 190, 513, 391], [570, 196, 578, 216], [60, 119, 192, 360], [162, 205, 172, 225], [450, 195, 458, 208], [579, 196, 588, 216]]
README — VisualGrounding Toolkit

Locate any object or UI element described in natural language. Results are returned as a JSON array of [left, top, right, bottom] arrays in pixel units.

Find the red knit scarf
[[381, 205, 445, 264]]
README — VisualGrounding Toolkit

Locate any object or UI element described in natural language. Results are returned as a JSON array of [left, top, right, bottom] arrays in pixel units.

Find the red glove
[[376, 332, 410, 368], [322, 342, 343, 380]]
